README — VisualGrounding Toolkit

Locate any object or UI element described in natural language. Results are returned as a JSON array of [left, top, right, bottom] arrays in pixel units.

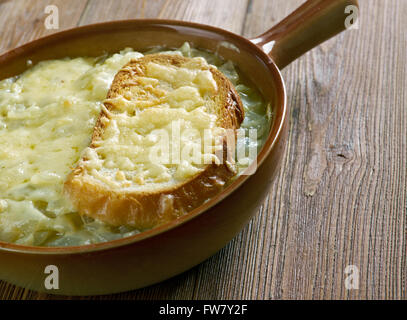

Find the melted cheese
[[0, 49, 143, 244], [0, 44, 270, 246], [82, 57, 220, 191]]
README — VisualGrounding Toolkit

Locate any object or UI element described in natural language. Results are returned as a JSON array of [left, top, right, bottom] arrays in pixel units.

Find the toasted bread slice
[[64, 54, 244, 229]]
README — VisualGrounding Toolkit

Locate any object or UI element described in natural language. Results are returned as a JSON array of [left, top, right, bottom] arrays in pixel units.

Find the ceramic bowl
[[0, 0, 358, 295]]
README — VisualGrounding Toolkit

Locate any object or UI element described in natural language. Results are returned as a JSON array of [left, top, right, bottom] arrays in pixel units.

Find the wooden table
[[0, 0, 405, 300]]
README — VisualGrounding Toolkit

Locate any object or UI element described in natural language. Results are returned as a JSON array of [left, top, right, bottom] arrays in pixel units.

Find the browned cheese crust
[[64, 54, 244, 229]]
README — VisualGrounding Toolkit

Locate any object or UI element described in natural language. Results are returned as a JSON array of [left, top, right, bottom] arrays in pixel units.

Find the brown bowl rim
[[0, 19, 287, 255]]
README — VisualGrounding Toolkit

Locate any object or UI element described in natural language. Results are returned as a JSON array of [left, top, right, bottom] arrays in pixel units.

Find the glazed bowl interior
[[0, 20, 286, 253]]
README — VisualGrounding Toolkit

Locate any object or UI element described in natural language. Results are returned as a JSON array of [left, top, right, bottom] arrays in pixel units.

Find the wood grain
[[79, 0, 249, 34], [0, 0, 405, 300], [0, 0, 88, 54]]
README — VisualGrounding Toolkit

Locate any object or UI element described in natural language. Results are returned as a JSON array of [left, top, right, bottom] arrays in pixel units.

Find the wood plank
[[240, 0, 407, 299], [0, 0, 88, 55], [79, 0, 249, 34]]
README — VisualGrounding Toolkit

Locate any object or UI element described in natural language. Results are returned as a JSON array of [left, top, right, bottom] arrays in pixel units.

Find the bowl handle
[[250, 0, 359, 69]]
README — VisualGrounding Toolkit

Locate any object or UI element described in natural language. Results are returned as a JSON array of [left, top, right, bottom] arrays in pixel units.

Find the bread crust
[[64, 54, 244, 229]]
